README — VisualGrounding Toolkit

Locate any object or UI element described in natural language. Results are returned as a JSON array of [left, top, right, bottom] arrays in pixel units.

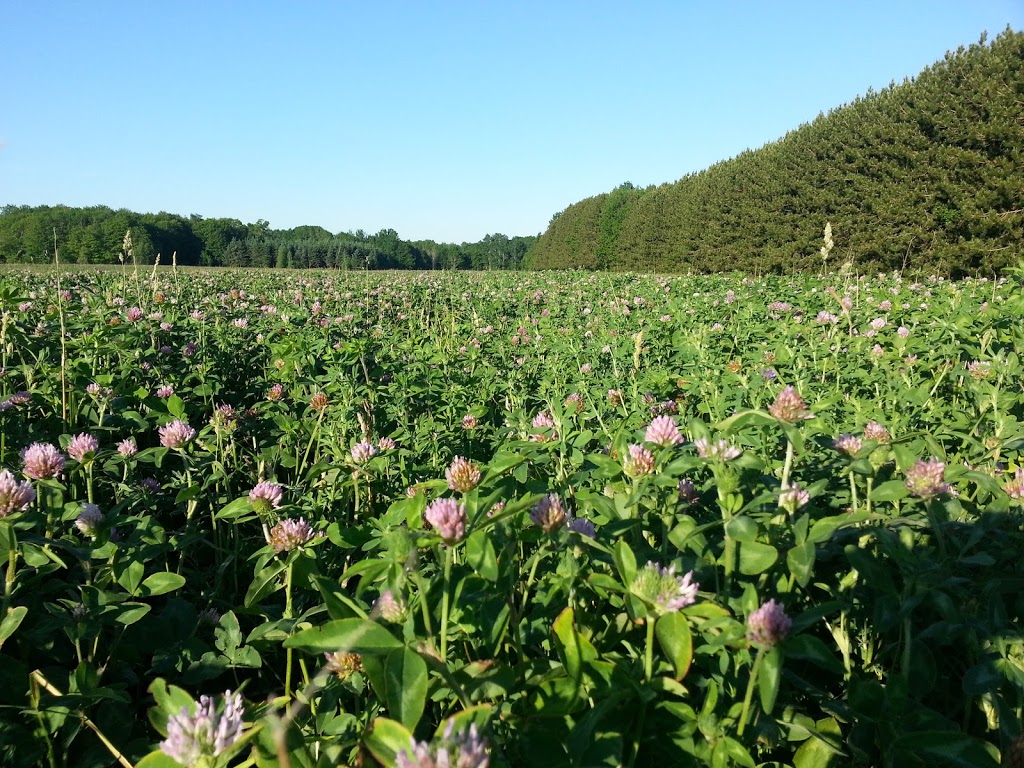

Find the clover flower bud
[[269, 518, 316, 552], [249, 481, 284, 514], [160, 690, 244, 767], [645, 415, 683, 447], [0, 469, 36, 517], [75, 503, 104, 536], [446, 456, 481, 494], [423, 498, 467, 545], [623, 444, 656, 477], [21, 442, 66, 479], [904, 458, 952, 498], [395, 721, 489, 768], [747, 599, 792, 648], [67, 433, 99, 463], [768, 386, 814, 424], [350, 440, 377, 464], [631, 561, 699, 614], [159, 420, 196, 449], [530, 493, 567, 533]]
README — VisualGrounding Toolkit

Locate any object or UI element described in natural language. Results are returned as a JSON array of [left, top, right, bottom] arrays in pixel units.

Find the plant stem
[[412, 572, 434, 638], [285, 559, 295, 700], [925, 498, 948, 558], [2, 547, 17, 619], [781, 438, 795, 490], [524, 544, 543, 596], [440, 546, 452, 660], [353, 472, 361, 517], [738, 648, 765, 736], [297, 411, 324, 482], [626, 700, 647, 768], [184, 459, 197, 521], [31, 669, 133, 768], [722, 520, 735, 592], [644, 617, 656, 681]]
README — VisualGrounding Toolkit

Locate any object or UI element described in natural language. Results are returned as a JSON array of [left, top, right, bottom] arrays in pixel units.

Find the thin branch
[[30, 670, 135, 768]]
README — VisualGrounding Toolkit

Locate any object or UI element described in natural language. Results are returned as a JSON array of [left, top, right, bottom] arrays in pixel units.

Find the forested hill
[[526, 28, 1024, 276], [0, 207, 535, 271]]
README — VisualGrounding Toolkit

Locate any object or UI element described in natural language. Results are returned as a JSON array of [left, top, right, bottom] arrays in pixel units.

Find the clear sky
[[2, 2, 1021, 244]]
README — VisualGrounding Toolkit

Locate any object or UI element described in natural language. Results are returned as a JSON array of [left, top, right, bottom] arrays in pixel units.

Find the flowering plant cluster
[[0, 266, 1019, 768]]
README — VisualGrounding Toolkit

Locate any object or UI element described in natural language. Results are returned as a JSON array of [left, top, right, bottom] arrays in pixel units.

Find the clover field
[[1, 264, 1024, 768]]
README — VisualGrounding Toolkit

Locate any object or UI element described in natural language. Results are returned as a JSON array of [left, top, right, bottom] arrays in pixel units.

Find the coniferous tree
[[527, 28, 1024, 276]]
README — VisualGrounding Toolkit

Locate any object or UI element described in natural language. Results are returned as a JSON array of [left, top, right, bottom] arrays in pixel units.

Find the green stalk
[[848, 469, 858, 513], [644, 617, 656, 681], [440, 546, 452, 660], [285, 559, 295, 700], [626, 699, 648, 768], [714, 464, 740, 593], [924, 498, 948, 558], [183, 456, 197, 520], [86, 463, 94, 505], [297, 410, 325, 482], [41, 486, 55, 540], [32, 669, 134, 768], [738, 648, 765, 736], [521, 541, 545, 614], [723, 531, 734, 593], [2, 547, 17, 620], [780, 438, 795, 491], [31, 677, 59, 768], [415, 574, 434, 638]]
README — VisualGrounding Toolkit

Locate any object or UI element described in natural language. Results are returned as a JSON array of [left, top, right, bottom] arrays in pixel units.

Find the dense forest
[[0, 206, 535, 271], [528, 28, 1024, 276]]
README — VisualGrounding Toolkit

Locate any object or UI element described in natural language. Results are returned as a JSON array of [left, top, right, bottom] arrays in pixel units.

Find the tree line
[[5, 29, 1020, 276], [0, 206, 536, 271], [527, 28, 1024, 276]]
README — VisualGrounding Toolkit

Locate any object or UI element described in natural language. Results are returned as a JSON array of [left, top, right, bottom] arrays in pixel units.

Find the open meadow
[[1, 264, 1023, 767]]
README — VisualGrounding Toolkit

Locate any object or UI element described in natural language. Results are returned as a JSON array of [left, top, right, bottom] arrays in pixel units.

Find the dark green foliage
[[527, 193, 607, 270], [2, 266, 1024, 765], [0, 207, 536, 271], [527, 28, 1024, 276]]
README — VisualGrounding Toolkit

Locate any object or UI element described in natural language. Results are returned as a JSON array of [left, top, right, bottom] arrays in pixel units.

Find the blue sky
[[2, 2, 1021, 243]]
